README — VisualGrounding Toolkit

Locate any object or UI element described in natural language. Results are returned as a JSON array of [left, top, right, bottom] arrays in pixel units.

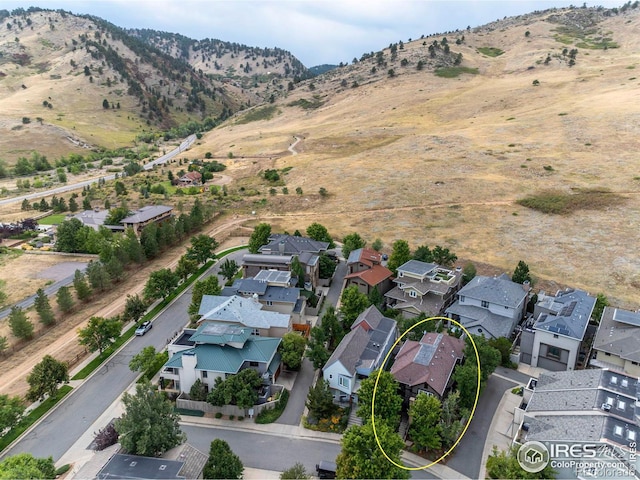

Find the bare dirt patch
[[0, 252, 90, 305]]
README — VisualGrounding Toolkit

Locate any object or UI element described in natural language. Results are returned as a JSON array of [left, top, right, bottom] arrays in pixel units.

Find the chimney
[[522, 280, 531, 292], [279, 241, 285, 255]]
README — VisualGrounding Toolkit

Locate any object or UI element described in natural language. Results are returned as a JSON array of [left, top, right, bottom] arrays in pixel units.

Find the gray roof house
[[385, 259, 461, 317], [198, 294, 292, 337], [221, 271, 304, 318], [445, 274, 528, 339], [322, 306, 397, 401], [591, 306, 640, 377], [120, 205, 173, 235], [259, 234, 329, 256], [519, 288, 595, 371], [513, 369, 640, 478]]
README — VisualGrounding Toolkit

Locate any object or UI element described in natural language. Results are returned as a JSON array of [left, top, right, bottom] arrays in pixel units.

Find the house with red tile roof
[[178, 171, 202, 186], [390, 332, 465, 400], [344, 248, 394, 296]]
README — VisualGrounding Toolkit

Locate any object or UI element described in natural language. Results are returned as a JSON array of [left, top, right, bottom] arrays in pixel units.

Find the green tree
[[306, 222, 335, 248], [123, 294, 147, 323], [189, 198, 205, 231], [189, 276, 221, 320], [371, 238, 383, 252], [68, 196, 78, 212], [387, 239, 412, 275], [319, 305, 345, 349], [0, 394, 25, 433], [104, 206, 131, 225], [339, 285, 371, 327], [356, 370, 402, 428], [86, 261, 111, 292], [78, 316, 122, 354], [115, 381, 185, 456], [143, 268, 178, 301], [0, 453, 56, 480], [512, 260, 532, 284], [219, 258, 239, 284], [341, 233, 366, 259], [462, 262, 476, 285], [203, 439, 244, 479], [486, 445, 557, 479], [8, 306, 34, 340], [73, 269, 92, 302], [280, 462, 310, 480], [431, 245, 457, 267], [279, 332, 307, 370], [488, 336, 513, 367], [413, 244, 433, 263], [453, 362, 479, 410], [290, 256, 306, 288], [305, 326, 330, 369], [56, 286, 74, 313], [123, 228, 145, 264], [140, 223, 159, 259], [190, 379, 207, 401], [409, 393, 442, 452], [248, 223, 271, 253], [114, 181, 127, 196], [305, 379, 336, 421], [336, 421, 409, 480], [34, 288, 55, 326], [0, 336, 7, 356], [318, 254, 337, 279], [368, 286, 384, 309], [187, 234, 218, 265], [105, 257, 125, 283], [439, 390, 465, 449], [175, 255, 198, 283], [207, 369, 262, 408], [591, 293, 609, 323], [26, 355, 68, 402], [129, 346, 167, 380], [55, 218, 85, 252]]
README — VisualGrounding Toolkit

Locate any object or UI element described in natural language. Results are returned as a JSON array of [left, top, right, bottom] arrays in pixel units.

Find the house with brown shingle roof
[[344, 247, 394, 296], [390, 332, 465, 400]]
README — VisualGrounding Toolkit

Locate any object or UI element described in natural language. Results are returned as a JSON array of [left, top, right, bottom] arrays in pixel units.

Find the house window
[[202, 371, 208, 378], [266, 301, 273, 306], [553, 334, 559, 339], [481, 300, 489, 308], [398, 271, 404, 278], [409, 290, 417, 298], [249, 361, 259, 367], [547, 346, 561, 360], [632, 361, 639, 366], [339, 376, 350, 389], [252, 329, 260, 336], [460, 296, 465, 303], [605, 352, 611, 356]]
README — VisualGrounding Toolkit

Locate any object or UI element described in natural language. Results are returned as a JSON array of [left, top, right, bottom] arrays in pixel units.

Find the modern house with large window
[[385, 260, 461, 317], [519, 288, 595, 371]]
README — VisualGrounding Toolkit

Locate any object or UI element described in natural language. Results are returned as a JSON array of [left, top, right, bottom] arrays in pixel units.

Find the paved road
[[0, 247, 244, 462], [0, 263, 89, 320], [182, 424, 438, 478], [446, 366, 527, 478], [275, 257, 348, 426], [0, 135, 196, 207]]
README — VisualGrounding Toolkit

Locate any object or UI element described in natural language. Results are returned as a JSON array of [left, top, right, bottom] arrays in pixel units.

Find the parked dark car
[[316, 460, 337, 479]]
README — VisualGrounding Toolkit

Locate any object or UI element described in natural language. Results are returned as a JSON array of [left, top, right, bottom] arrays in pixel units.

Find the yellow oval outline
[[371, 316, 481, 471]]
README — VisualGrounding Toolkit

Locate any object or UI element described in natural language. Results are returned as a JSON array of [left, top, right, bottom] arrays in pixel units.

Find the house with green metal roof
[[160, 322, 281, 395]]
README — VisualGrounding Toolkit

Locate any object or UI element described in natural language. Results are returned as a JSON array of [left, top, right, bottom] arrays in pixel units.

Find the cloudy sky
[[3, 0, 623, 66]]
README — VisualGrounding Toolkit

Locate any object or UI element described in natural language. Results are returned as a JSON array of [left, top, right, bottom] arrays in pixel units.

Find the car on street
[[135, 321, 152, 336]]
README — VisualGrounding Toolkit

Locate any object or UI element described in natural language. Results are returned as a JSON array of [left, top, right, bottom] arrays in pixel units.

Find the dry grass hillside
[[192, 6, 640, 307]]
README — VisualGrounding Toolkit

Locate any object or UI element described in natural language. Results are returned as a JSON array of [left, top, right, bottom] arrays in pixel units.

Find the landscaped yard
[[38, 213, 67, 225]]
